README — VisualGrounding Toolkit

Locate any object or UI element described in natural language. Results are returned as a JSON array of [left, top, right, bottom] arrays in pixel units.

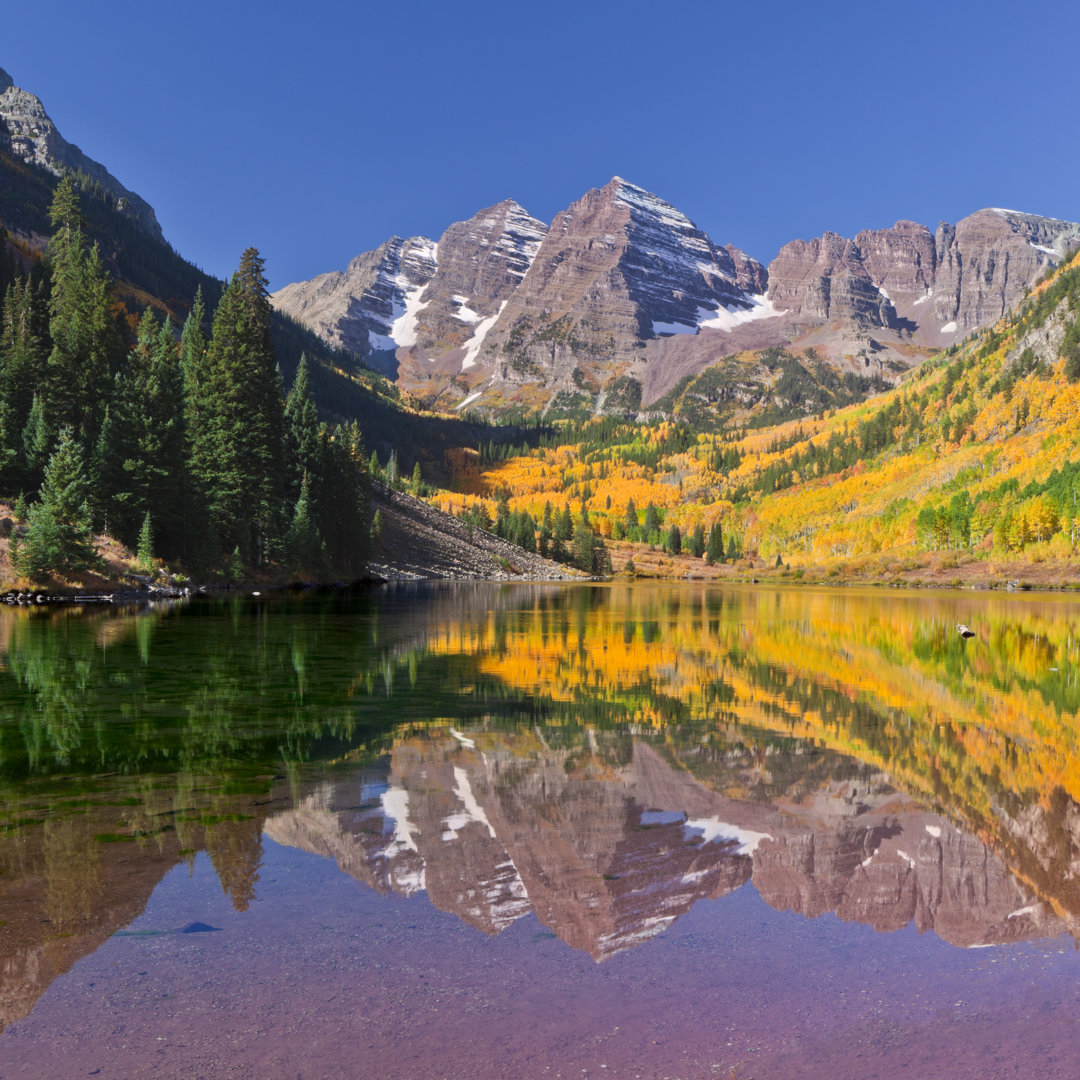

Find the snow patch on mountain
[[363, 237, 438, 351], [461, 301, 508, 369], [494, 201, 548, 275], [653, 294, 786, 337]]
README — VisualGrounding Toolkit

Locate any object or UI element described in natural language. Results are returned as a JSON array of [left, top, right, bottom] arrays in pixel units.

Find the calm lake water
[[1, 582, 1080, 1079]]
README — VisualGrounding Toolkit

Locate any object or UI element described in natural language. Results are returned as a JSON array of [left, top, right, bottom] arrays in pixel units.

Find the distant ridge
[[274, 177, 1080, 418]]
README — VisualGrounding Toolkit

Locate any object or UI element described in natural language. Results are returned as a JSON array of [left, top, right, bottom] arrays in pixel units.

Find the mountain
[[273, 180, 1080, 419], [0, 66, 162, 241]]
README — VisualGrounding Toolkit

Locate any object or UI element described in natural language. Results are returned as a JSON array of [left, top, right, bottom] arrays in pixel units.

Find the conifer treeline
[[0, 178, 370, 581]]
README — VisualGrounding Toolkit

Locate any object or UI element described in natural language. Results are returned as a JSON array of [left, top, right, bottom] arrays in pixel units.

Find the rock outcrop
[[767, 232, 894, 326], [0, 66, 163, 241], [767, 209, 1080, 347]]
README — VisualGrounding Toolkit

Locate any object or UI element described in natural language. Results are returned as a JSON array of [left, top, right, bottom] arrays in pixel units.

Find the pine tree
[[44, 180, 122, 446], [284, 353, 320, 502], [196, 248, 286, 566], [17, 426, 98, 582], [687, 523, 706, 559], [706, 521, 724, 565], [0, 277, 49, 489], [21, 393, 52, 493], [643, 501, 660, 541], [137, 511, 154, 573], [666, 524, 682, 556]]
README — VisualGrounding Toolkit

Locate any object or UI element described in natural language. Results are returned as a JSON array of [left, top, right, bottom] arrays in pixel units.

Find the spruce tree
[[706, 521, 724, 565], [196, 248, 286, 566], [44, 180, 122, 446], [17, 426, 98, 582], [284, 353, 320, 502], [21, 394, 52, 493], [643, 502, 660, 540], [666, 523, 682, 556], [0, 278, 49, 489], [688, 523, 706, 559], [285, 473, 326, 574], [137, 511, 155, 573]]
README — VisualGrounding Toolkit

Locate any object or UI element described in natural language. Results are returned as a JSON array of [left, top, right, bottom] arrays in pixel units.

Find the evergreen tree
[[571, 512, 598, 573], [313, 422, 369, 576], [285, 473, 326, 574], [195, 248, 286, 566], [643, 501, 660, 541], [21, 393, 52, 493], [623, 497, 637, 535], [687, 523, 706, 559], [284, 353, 320, 502], [17, 426, 98, 582], [137, 511, 155, 573], [706, 521, 724, 565], [44, 179, 122, 446], [0, 277, 49, 489], [100, 310, 186, 553], [666, 524, 682, 556]]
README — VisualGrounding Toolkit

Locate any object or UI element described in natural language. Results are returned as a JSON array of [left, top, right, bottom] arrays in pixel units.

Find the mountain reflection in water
[[2, 582, 1080, 1043], [265, 730, 1058, 959]]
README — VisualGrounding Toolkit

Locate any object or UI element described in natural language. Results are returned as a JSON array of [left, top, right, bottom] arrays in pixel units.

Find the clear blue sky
[[6, 0, 1078, 291]]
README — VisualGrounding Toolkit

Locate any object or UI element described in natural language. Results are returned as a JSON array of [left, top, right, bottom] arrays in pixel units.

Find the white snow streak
[[381, 786, 420, 854], [682, 817, 772, 854], [461, 301, 507, 370], [442, 767, 497, 840], [651, 293, 785, 338], [455, 390, 484, 411]]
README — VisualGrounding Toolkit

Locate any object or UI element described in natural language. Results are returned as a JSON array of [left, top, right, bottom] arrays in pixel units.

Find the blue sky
[[6, 1, 1078, 290]]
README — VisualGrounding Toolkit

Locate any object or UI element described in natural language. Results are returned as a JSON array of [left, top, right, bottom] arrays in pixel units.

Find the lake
[[1, 582, 1079, 1079]]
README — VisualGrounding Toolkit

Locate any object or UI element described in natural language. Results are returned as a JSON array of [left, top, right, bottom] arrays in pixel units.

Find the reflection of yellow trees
[[412, 585, 1080, 816]]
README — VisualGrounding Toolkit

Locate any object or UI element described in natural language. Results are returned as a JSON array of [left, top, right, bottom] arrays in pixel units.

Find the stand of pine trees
[[0, 178, 370, 583]]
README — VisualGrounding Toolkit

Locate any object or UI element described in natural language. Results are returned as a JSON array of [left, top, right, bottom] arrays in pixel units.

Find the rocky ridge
[[0, 66, 163, 241], [274, 177, 1080, 417]]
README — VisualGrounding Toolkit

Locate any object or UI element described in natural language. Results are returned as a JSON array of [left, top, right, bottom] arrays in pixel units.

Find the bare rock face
[[767, 232, 893, 326], [931, 208, 1080, 335], [459, 177, 774, 407], [271, 201, 546, 378], [410, 199, 547, 355], [724, 243, 770, 294], [0, 66, 163, 241], [768, 209, 1080, 350], [854, 219, 938, 326], [270, 235, 438, 366]]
